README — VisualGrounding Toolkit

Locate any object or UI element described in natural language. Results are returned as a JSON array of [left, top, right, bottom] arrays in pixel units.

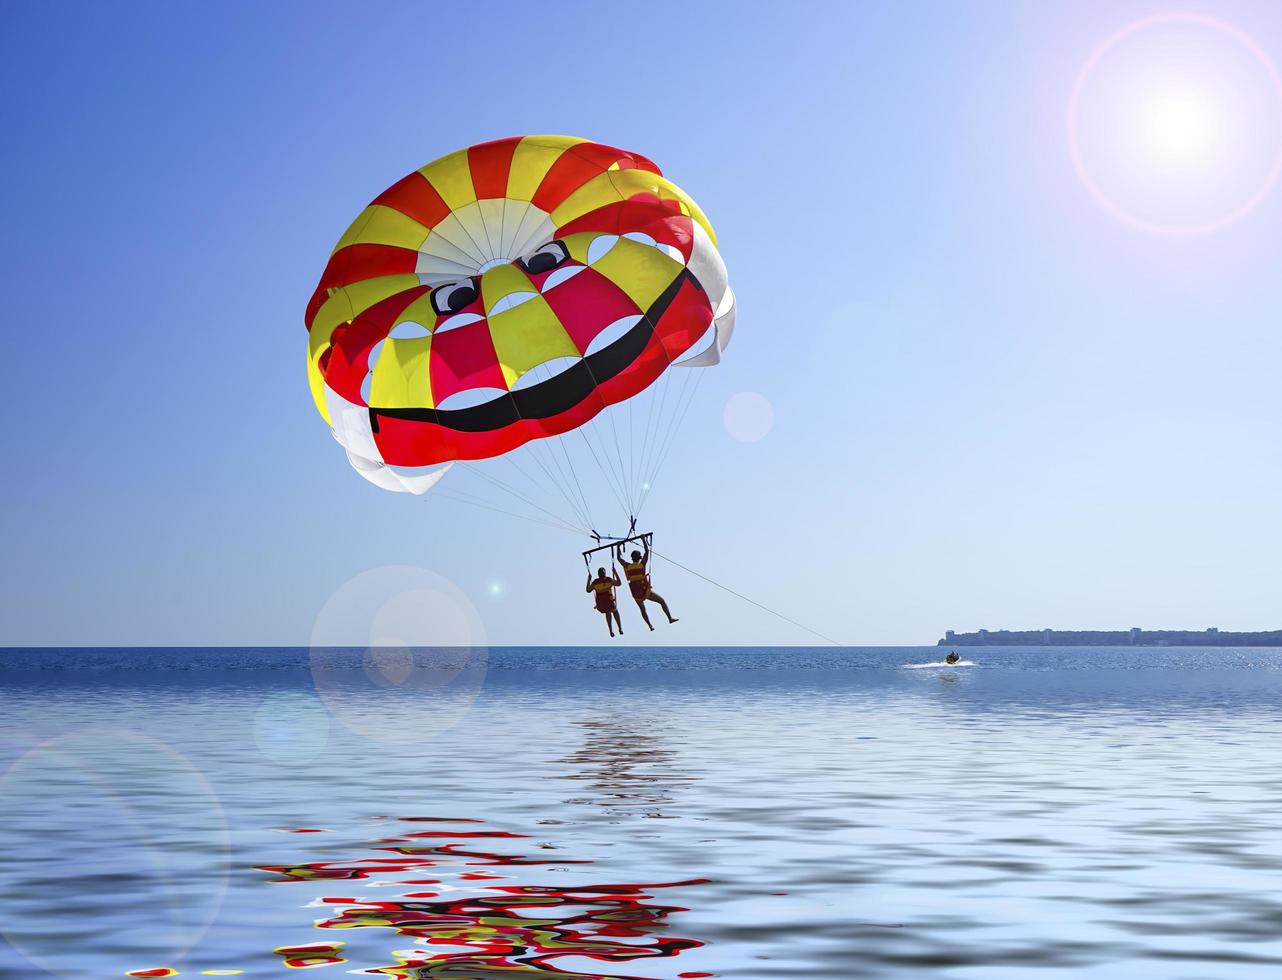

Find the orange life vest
[[591, 577, 616, 612]]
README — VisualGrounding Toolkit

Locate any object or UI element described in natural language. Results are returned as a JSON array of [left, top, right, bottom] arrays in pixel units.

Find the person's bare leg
[[605, 613, 615, 638], [649, 592, 677, 623], [612, 610, 624, 635], [635, 600, 655, 630]]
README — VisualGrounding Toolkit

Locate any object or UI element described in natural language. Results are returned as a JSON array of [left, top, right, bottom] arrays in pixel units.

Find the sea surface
[[2, 646, 1281, 979]]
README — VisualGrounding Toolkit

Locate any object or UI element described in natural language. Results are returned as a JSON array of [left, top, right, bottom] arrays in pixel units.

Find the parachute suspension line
[[578, 410, 627, 510], [584, 407, 628, 505], [650, 548, 844, 647], [523, 356, 612, 536], [634, 366, 663, 497], [490, 448, 582, 531], [654, 369, 702, 486], [644, 368, 693, 488], [602, 398, 632, 512], [632, 365, 673, 512], [497, 381, 595, 533], [635, 332, 693, 513], [531, 360, 597, 531], [520, 444, 573, 523], [575, 423, 632, 520], [436, 487, 583, 536], [580, 393, 630, 516], [576, 354, 641, 524], [457, 462, 588, 534], [633, 369, 664, 501], [628, 393, 636, 512], [550, 428, 596, 534], [438, 469, 583, 534], [636, 367, 705, 519], [526, 436, 592, 532], [510, 390, 592, 532], [497, 451, 545, 496]]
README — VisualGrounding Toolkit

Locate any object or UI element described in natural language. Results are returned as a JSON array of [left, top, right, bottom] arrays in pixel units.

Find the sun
[[1068, 13, 1282, 236], [1142, 86, 1216, 163]]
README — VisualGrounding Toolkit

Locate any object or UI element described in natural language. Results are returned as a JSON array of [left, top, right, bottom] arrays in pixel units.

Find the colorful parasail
[[304, 135, 734, 508]]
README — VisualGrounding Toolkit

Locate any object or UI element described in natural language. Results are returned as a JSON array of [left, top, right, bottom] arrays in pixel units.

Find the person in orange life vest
[[586, 566, 624, 637], [615, 540, 677, 631]]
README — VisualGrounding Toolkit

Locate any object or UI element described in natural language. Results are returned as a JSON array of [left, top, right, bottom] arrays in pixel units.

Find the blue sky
[[2, 1, 1280, 647]]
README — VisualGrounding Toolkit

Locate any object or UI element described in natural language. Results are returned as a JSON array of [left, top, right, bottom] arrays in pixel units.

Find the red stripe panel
[[531, 142, 619, 212], [557, 200, 692, 257], [306, 244, 419, 329], [616, 148, 661, 174], [651, 275, 714, 362], [373, 275, 712, 465], [371, 171, 451, 229], [322, 287, 430, 405], [305, 284, 330, 332], [566, 140, 663, 177], [467, 137, 520, 199], [540, 267, 641, 354], [305, 245, 360, 330], [428, 319, 507, 405]]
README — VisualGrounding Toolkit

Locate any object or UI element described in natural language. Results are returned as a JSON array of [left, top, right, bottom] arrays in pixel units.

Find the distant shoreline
[[939, 629, 1282, 647]]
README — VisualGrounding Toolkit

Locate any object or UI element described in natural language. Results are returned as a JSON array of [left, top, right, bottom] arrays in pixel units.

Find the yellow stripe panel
[[308, 274, 423, 357], [657, 174, 717, 246], [332, 205, 430, 253], [564, 235, 682, 312], [307, 346, 331, 424], [394, 293, 438, 330], [330, 207, 377, 257], [505, 136, 584, 201], [488, 296, 579, 388], [420, 149, 476, 213], [370, 336, 434, 409], [549, 170, 630, 226], [551, 170, 718, 246], [479, 264, 533, 314]]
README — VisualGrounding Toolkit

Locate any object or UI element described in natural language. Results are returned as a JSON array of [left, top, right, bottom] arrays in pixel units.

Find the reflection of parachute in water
[[305, 136, 734, 534], [258, 818, 708, 979]]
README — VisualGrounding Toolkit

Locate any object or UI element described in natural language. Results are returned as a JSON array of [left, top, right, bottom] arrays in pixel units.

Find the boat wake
[[902, 660, 977, 669]]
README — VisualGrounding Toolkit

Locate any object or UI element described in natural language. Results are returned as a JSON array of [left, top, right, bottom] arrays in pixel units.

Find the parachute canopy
[[305, 136, 734, 503]]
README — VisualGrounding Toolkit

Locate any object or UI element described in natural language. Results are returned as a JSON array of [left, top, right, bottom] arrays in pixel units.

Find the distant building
[[937, 627, 1282, 647]]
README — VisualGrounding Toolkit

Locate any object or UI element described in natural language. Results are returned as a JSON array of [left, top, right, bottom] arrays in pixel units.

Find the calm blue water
[[2, 646, 1281, 979]]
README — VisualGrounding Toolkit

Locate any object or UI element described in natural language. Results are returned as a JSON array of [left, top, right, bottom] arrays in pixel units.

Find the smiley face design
[[306, 136, 733, 480]]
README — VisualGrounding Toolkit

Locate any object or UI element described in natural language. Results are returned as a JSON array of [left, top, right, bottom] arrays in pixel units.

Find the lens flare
[[253, 691, 331, 765], [308, 566, 489, 745], [1141, 86, 1217, 163], [724, 391, 775, 443], [0, 731, 229, 977], [1068, 12, 1282, 235]]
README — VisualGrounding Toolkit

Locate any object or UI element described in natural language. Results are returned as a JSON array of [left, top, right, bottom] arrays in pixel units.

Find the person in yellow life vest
[[614, 540, 677, 631], [586, 566, 624, 637]]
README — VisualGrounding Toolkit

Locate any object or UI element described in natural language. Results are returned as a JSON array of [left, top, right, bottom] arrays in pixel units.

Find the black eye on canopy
[[519, 240, 569, 276], [431, 279, 479, 316]]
